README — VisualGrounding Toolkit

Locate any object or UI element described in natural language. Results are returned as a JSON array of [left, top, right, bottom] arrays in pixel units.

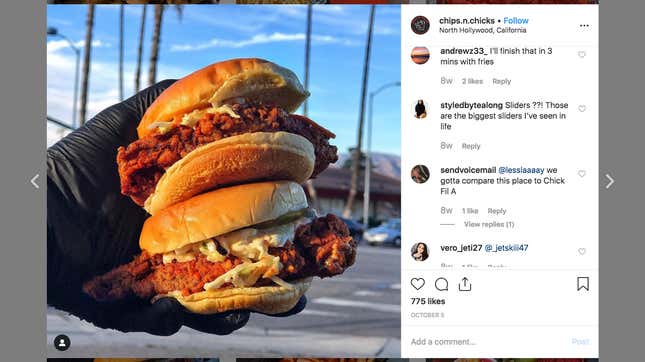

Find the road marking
[[316, 276, 400, 285], [312, 297, 400, 313], [300, 309, 349, 318], [357, 247, 401, 256], [353, 290, 382, 297]]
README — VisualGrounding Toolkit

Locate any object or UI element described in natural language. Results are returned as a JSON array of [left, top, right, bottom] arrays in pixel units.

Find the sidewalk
[[47, 308, 400, 358]]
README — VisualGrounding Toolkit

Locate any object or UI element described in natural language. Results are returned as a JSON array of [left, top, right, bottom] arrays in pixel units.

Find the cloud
[[47, 37, 189, 139], [312, 6, 400, 37], [170, 32, 357, 52], [47, 17, 73, 26], [270, 5, 307, 17], [175, 6, 283, 33], [315, 5, 346, 14], [173, 4, 398, 38], [47, 39, 110, 53], [308, 84, 329, 95], [373, 25, 398, 36], [273, 4, 346, 17]]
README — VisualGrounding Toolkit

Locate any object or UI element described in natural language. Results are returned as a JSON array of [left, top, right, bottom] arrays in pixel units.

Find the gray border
[[0, 1, 644, 360], [598, 0, 645, 361], [0, 0, 46, 361]]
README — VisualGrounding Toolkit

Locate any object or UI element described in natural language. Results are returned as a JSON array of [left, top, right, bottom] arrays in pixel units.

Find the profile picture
[[414, 99, 427, 118], [411, 46, 430, 65], [411, 164, 429, 184], [411, 15, 430, 35], [411, 242, 429, 261]]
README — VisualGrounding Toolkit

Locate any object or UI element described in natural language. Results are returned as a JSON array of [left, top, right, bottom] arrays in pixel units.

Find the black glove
[[47, 80, 305, 336]]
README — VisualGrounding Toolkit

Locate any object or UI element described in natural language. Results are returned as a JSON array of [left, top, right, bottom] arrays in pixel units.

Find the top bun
[[138, 58, 309, 138], [139, 181, 308, 255]]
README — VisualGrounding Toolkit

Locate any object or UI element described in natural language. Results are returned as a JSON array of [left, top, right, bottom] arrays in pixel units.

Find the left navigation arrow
[[30, 174, 40, 189]]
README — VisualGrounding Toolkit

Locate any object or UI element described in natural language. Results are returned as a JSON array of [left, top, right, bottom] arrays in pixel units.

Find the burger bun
[[164, 277, 312, 315], [143, 131, 314, 214], [139, 181, 309, 255], [138, 58, 309, 138]]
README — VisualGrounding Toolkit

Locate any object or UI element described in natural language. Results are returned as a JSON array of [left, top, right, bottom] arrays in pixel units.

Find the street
[[47, 245, 401, 358]]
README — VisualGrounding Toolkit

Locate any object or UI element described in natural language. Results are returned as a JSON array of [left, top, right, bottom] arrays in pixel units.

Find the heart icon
[[578, 105, 587, 112], [578, 51, 587, 58], [578, 170, 586, 177], [578, 248, 587, 255], [410, 277, 425, 290]]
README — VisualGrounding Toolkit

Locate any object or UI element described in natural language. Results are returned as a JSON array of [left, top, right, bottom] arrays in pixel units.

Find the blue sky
[[47, 4, 401, 155]]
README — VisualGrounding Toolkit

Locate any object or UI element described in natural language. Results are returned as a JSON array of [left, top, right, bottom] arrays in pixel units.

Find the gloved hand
[[47, 80, 306, 336]]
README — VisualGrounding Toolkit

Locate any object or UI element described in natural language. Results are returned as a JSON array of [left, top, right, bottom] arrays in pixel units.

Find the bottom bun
[[169, 277, 311, 315], [143, 131, 315, 215]]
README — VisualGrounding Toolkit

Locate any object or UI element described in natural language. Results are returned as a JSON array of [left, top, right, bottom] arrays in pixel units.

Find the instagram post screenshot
[[8, 0, 645, 360]]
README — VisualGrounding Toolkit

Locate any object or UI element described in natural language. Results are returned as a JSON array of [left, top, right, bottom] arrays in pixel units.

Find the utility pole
[[79, 3, 95, 125], [148, 4, 164, 86], [119, 4, 124, 101], [363, 81, 400, 226], [303, 4, 320, 211], [134, 5, 147, 93], [344, 5, 375, 218]]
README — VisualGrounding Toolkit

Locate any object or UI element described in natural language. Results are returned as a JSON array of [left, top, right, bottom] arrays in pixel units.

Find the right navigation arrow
[[605, 173, 614, 189]]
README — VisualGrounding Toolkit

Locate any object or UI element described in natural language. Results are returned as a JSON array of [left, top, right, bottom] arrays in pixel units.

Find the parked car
[[363, 218, 401, 247], [339, 217, 365, 242]]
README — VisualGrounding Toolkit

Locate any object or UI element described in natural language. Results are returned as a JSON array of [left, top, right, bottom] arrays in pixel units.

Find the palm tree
[[343, 5, 375, 218], [79, 3, 95, 125], [148, 5, 182, 87], [148, 4, 164, 86], [118, 4, 124, 101], [303, 4, 320, 210], [174, 4, 184, 21], [303, 4, 312, 117], [134, 4, 147, 93]]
